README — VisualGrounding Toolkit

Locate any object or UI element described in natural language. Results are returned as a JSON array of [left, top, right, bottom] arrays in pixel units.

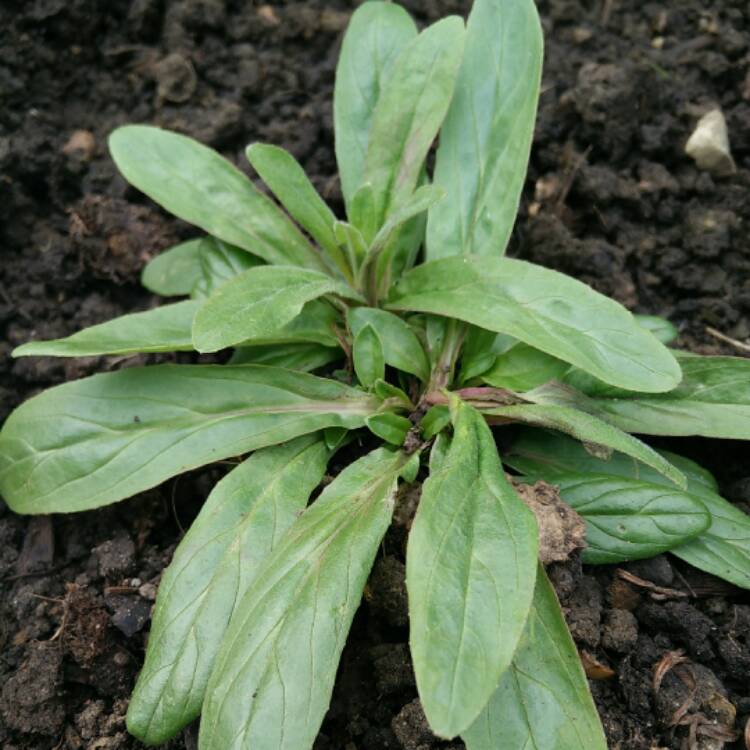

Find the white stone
[[685, 109, 736, 177]]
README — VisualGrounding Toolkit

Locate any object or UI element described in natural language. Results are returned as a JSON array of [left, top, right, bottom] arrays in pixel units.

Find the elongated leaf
[[127, 436, 329, 744], [387, 256, 681, 393], [334, 2, 417, 209], [199, 447, 405, 750], [348, 307, 429, 382], [577, 355, 750, 439], [192, 266, 359, 352], [353, 324, 385, 388], [521, 473, 708, 564], [480, 343, 568, 391], [0, 364, 381, 514], [141, 239, 204, 296], [407, 399, 538, 738], [13, 301, 197, 358], [363, 17, 466, 229], [506, 431, 750, 586], [108, 126, 326, 271], [484, 405, 685, 488], [462, 566, 607, 750], [192, 238, 262, 298], [365, 413, 411, 445], [427, 0, 542, 260], [367, 184, 445, 259], [246, 144, 345, 274], [349, 183, 379, 244], [251, 299, 340, 348], [229, 343, 341, 372]]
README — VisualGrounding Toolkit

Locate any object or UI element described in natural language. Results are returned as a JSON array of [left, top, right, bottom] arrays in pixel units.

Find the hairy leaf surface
[[387, 256, 681, 393], [127, 437, 329, 743], [229, 343, 341, 372], [334, 2, 417, 210], [199, 448, 404, 750], [462, 566, 606, 750], [480, 343, 568, 391], [353, 324, 385, 389], [13, 301, 198, 358], [192, 266, 358, 352], [407, 399, 538, 738], [577, 355, 750, 439], [141, 238, 205, 296], [484, 404, 685, 487], [348, 307, 429, 382], [109, 126, 325, 270], [427, 0, 542, 260], [0, 365, 380, 513], [363, 17, 465, 229]]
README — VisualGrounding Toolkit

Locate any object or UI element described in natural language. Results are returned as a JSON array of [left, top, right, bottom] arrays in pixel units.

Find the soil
[[1, 0, 749, 748]]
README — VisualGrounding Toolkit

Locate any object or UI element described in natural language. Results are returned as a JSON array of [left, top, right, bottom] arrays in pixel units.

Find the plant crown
[[2, 1, 750, 748]]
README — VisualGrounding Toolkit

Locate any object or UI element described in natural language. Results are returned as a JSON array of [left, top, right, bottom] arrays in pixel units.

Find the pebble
[[685, 109, 736, 177]]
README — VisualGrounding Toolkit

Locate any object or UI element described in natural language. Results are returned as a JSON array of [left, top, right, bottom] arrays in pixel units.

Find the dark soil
[[1, 0, 749, 748]]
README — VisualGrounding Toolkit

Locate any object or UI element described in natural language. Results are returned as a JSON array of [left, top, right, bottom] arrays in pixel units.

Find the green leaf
[[429, 431, 451, 473], [365, 413, 412, 445], [522, 472, 709, 564], [353, 323, 385, 388], [192, 266, 359, 353], [126, 436, 329, 744], [400, 451, 421, 482], [462, 566, 607, 750], [635, 314, 678, 344], [108, 125, 326, 271], [192, 238, 262, 298], [349, 184, 379, 244], [367, 184, 445, 260], [229, 343, 341, 372], [13, 301, 198, 358], [199, 447, 405, 750], [387, 256, 682, 393], [483, 404, 686, 488], [420, 405, 450, 440], [141, 238, 204, 296], [506, 431, 750, 585], [334, 2, 417, 210], [245, 144, 346, 276], [407, 398, 538, 738], [363, 17, 466, 230], [427, 0, 542, 261], [333, 220, 369, 273], [0, 364, 381, 514], [480, 343, 569, 391], [576, 355, 750, 439], [458, 327, 516, 384], [348, 307, 430, 382]]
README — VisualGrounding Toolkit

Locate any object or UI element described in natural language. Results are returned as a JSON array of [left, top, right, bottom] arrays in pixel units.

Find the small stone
[[138, 582, 157, 601], [94, 535, 136, 579], [685, 109, 736, 177], [62, 130, 96, 161]]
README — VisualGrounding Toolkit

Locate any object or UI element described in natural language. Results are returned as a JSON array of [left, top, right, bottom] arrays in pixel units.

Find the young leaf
[[334, 2, 417, 210], [363, 17, 466, 230], [407, 398, 538, 738], [192, 266, 359, 352], [387, 256, 682, 393], [506, 430, 750, 586], [348, 307, 430, 382], [458, 327, 516, 384], [353, 323, 385, 388], [108, 125, 326, 271], [366, 184, 445, 261], [141, 238, 205, 296], [349, 184, 379, 244], [427, 0, 543, 261], [634, 314, 678, 344], [365, 413, 412, 446], [199, 447, 405, 750], [0, 364, 381, 514], [420, 405, 450, 440], [229, 343, 341, 372], [245, 144, 347, 277], [13, 301, 198, 358], [192, 238, 262, 298], [480, 343, 569, 391], [333, 220, 369, 273], [520, 473, 709, 564], [462, 566, 607, 750], [127, 436, 329, 744], [575, 355, 750, 439], [483, 404, 686, 488]]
